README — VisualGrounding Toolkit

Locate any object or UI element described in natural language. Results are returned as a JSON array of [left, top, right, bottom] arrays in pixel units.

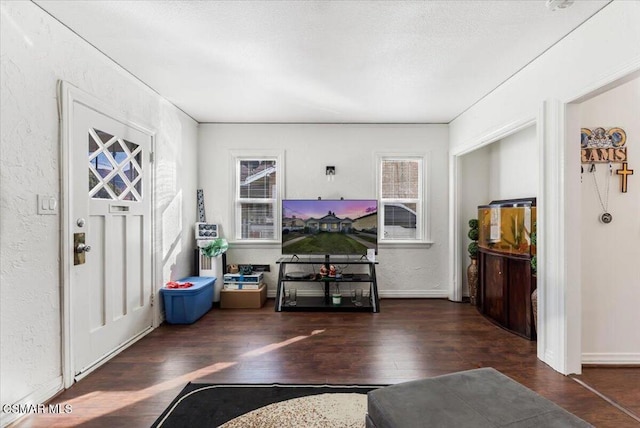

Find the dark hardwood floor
[[14, 299, 640, 427], [573, 367, 640, 422]]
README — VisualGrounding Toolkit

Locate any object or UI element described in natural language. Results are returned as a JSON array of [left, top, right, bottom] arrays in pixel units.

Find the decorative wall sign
[[582, 126, 633, 198], [581, 127, 627, 163], [616, 162, 634, 193]]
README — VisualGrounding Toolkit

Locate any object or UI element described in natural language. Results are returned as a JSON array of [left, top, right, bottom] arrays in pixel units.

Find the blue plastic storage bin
[[161, 276, 216, 324]]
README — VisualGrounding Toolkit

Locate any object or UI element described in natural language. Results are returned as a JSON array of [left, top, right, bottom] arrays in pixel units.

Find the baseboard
[[2, 376, 63, 427], [378, 290, 449, 298], [581, 353, 640, 365]]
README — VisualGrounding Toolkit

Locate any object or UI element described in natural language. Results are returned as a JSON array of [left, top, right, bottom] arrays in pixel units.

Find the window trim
[[230, 150, 285, 244], [376, 152, 432, 245]]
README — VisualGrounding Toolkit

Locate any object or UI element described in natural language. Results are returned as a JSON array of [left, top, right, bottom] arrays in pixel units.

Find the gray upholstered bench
[[366, 367, 592, 427]]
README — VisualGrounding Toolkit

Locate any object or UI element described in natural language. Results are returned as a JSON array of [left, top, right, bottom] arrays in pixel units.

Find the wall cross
[[616, 162, 634, 193]]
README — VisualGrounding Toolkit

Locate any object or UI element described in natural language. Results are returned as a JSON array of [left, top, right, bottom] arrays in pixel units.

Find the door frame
[[448, 116, 536, 300], [58, 80, 158, 388]]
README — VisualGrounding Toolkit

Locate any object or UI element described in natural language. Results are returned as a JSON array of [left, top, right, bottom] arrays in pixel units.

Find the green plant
[[201, 238, 229, 258], [468, 228, 479, 241], [468, 241, 479, 257], [504, 216, 526, 249], [531, 223, 537, 247], [531, 221, 537, 274], [467, 219, 479, 258]]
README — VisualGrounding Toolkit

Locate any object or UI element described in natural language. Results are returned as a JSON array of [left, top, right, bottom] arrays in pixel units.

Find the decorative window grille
[[88, 128, 142, 201]]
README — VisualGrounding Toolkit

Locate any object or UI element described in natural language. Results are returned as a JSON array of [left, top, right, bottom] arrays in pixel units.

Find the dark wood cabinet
[[479, 249, 536, 340], [507, 258, 533, 338], [483, 252, 506, 325], [477, 198, 536, 340]]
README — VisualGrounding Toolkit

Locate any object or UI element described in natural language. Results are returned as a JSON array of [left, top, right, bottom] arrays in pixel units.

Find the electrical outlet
[[37, 195, 58, 215]]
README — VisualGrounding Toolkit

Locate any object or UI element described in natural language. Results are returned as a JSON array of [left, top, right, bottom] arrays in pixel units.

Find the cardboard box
[[220, 284, 267, 309]]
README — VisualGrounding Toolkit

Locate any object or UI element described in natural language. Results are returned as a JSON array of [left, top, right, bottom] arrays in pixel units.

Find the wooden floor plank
[[573, 367, 640, 421], [12, 299, 640, 427]]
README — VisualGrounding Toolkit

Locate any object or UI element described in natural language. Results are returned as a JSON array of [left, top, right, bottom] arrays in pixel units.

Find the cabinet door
[[507, 259, 532, 337], [483, 253, 506, 324]]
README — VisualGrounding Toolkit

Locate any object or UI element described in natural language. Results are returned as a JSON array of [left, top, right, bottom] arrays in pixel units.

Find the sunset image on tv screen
[[281, 200, 378, 255]]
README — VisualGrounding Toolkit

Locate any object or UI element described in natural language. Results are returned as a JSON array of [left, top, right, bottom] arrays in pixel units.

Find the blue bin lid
[[161, 276, 216, 295]]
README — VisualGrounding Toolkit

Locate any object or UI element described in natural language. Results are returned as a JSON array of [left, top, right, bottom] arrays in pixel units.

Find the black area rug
[[152, 383, 384, 428]]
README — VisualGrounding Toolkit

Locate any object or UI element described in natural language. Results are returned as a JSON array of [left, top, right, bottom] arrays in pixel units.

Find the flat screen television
[[282, 199, 378, 256]]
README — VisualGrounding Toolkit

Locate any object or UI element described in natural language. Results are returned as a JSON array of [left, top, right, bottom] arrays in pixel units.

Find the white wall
[[459, 125, 537, 296], [579, 77, 640, 364], [0, 1, 198, 418], [198, 124, 449, 298], [449, 0, 640, 373], [459, 147, 490, 297], [487, 126, 538, 200]]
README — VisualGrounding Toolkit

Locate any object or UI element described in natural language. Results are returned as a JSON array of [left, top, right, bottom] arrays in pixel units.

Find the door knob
[[76, 243, 92, 253]]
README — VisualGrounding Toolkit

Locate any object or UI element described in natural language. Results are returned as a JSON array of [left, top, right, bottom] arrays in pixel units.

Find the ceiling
[[35, 0, 610, 124]]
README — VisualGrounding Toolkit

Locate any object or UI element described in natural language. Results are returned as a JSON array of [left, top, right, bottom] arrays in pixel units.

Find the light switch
[[37, 195, 58, 215]]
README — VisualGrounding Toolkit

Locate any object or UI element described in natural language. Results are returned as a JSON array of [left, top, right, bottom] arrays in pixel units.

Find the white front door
[[70, 101, 153, 377]]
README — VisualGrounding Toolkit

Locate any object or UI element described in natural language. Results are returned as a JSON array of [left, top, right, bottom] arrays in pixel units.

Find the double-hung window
[[378, 154, 427, 243], [233, 152, 283, 242]]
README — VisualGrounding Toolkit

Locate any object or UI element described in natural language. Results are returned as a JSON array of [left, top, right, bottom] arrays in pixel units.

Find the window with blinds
[[235, 158, 279, 240], [378, 156, 424, 241]]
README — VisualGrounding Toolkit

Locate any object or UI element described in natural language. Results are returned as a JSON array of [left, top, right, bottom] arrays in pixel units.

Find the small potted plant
[[467, 219, 479, 306]]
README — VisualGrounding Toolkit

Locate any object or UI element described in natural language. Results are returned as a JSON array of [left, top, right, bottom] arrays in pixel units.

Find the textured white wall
[[459, 147, 490, 297], [0, 0, 198, 413], [198, 124, 449, 298], [579, 77, 640, 363], [487, 126, 538, 200]]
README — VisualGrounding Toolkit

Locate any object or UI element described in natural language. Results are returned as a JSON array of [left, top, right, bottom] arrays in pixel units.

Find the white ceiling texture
[[35, 0, 610, 123]]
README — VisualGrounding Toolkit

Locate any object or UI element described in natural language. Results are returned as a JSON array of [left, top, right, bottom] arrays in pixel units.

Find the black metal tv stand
[[275, 255, 380, 312]]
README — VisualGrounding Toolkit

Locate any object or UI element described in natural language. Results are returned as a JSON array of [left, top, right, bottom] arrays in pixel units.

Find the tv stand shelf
[[275, 256, 380, 312]]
